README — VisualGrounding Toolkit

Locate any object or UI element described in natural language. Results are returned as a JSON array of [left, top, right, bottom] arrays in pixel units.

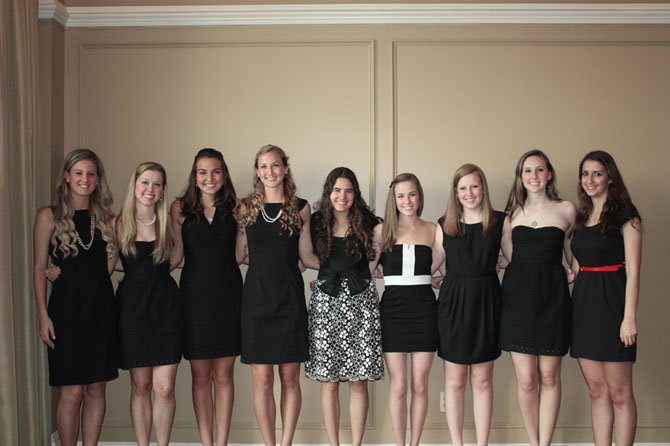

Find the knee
[[254, 373, 274, 394], [446, 375, 467, 393], [60, 386, 85, 405], [411, 379, 429, 398], [470, 374, 492, 393], [213, 368, 234, 388], [349, 381, 368, 396], [131, 378, 153, 398], [279, 373, 300, 392], [609, 385, 634, 409], [153, 380, 176, 401], [191, 368, 213, 388], [517, 374, 539, 393], [84, 382, 106, 399], [539, 370, 560, 388], [390, 378, 408, 399], [322, 381, 339, 396], [585, 378, 608, 401]]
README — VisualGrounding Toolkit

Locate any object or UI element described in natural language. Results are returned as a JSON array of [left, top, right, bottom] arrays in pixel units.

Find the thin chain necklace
[[261, 205, 282, 223], [137, 215, 156, 226], [75, 213, 96, 251]]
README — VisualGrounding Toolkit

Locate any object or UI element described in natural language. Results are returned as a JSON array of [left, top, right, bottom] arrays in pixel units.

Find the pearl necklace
[[137, 215, 156, 227], [261, 205, 283, 223], [75, 213, 96, 251]]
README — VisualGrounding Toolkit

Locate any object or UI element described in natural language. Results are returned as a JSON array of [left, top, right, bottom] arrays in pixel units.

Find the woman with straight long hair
[[238, 144, 319, 446], [171, 148, 244, 446], [571, 150, 641, 446], [498, 150, 576, 446], [374, 173, 441, 446], [433, 164, 504, 446], [306, 167, 383, 446], [33, 149, 117, 446], [116, 162, 182, 446]]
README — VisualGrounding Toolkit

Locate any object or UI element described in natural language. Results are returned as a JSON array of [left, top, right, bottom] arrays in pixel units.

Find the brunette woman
[[116, 162, 181, 446], [498, 150, 576, 446], [170, 148, 244, 446], [237, 144, 319, 446], [571, 150, 641, 446], [305, 167, 383, 446], [374, 173, 441, 446], [433, 164, 504, 446], [33, 149, 117, 446]]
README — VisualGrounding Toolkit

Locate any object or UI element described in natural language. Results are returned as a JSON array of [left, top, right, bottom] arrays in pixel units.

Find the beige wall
[[40, 21, 670, 443]]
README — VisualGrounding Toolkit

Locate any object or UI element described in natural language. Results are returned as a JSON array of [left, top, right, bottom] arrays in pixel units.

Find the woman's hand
[[431, 274, 444, 289], [620, 316, 638, 347], [45, 263, 61, 282], [39, 314, 56, 349]]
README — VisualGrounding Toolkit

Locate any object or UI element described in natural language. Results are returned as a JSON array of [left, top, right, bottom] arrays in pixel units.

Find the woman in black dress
[[237, 144, 319, 446], [171, 149, 244, 446], [499, 150, 576, 446], [116, 162, 181, 446], [432, 164, 503, 446], [306, 167, 383, 446], [570, 150, 641, 446], [373, 173, 441, 446], [33, 149, 117, 446]]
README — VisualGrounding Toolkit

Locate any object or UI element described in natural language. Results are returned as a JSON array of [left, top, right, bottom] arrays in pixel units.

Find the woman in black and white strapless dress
[[373, 173, 440, 446]]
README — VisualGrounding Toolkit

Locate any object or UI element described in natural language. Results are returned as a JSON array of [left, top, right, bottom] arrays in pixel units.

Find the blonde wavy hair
[[117, 162, 172, 264], [379, 173, 424, 252], [240, 144, 302, 235], [52, 149, 116, 259]]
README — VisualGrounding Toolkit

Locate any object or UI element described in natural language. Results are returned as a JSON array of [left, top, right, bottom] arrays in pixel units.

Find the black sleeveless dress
[[437, 212, 504, 364], [47, 209, 118, 386], [380, 244, 438, 353], [499, 226, 570, 356], [180, 209, 243, 359], [116, 241, 181, 369], [241, 199, 309, 364], [306, 236, 384, 381], [571, 211, 639, 362]]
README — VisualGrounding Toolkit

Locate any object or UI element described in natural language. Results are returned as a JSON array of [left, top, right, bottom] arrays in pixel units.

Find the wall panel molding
[[39, 0, 670, 27]]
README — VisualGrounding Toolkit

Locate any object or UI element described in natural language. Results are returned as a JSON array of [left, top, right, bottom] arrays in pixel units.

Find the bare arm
[[169, 199, 185, 271], [33, 207, 56, 349], [431, 223, 446, 274], [298, 202, 320, 270], [621, 218, 642, 347], [369, 222, 384, 275], [500, 215, 513, 263], [562, 201, 577, 267]]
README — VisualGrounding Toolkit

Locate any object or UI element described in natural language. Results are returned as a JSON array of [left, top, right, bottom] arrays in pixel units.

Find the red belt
[[580, 263, 624, 272]]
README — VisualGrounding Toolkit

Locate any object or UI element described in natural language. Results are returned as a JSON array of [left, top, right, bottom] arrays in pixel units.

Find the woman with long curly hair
[[116, 162, 181, 446], [570, 150, 641, 445], [237, 144, 319, 446], [374, 173, 441, 446], [498, 149, 576, 446], [305, 167, 383, 446], [33, 149, 117, 446], [170, 148, 244, 446], [433, 164, 504, 446]]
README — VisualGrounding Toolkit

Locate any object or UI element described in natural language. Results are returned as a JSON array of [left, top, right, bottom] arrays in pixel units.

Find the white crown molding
[[37, 1, 670, 27]]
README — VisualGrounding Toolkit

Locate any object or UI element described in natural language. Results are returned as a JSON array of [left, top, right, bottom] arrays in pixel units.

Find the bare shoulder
[[557, 199, 577, 218], [170, 198, 184, 220], [373, 222, 384, 238], [35, 206, 54, 228]]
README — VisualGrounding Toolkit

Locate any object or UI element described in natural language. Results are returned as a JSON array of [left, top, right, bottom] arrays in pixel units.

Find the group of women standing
[[33, 145, 641, 446]]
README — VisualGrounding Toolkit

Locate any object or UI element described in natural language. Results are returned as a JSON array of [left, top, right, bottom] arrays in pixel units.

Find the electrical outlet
[[439, 391, 445, 412]]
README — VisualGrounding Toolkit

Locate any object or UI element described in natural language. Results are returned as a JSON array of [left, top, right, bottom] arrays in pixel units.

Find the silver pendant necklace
[[261, 205, 283, 223], [75, 213, 96, 250], [531, 219, 539, 228], [137, 215, 156, 227]]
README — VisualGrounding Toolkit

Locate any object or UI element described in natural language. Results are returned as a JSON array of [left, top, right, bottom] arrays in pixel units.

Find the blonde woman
[[238, 144, 319, 446], [433, 164, 504, 446], [33, 149, 117, 446], [116, 162, 181, 446], [374, 173, 441, 446], [499, 150, 576, 446]]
